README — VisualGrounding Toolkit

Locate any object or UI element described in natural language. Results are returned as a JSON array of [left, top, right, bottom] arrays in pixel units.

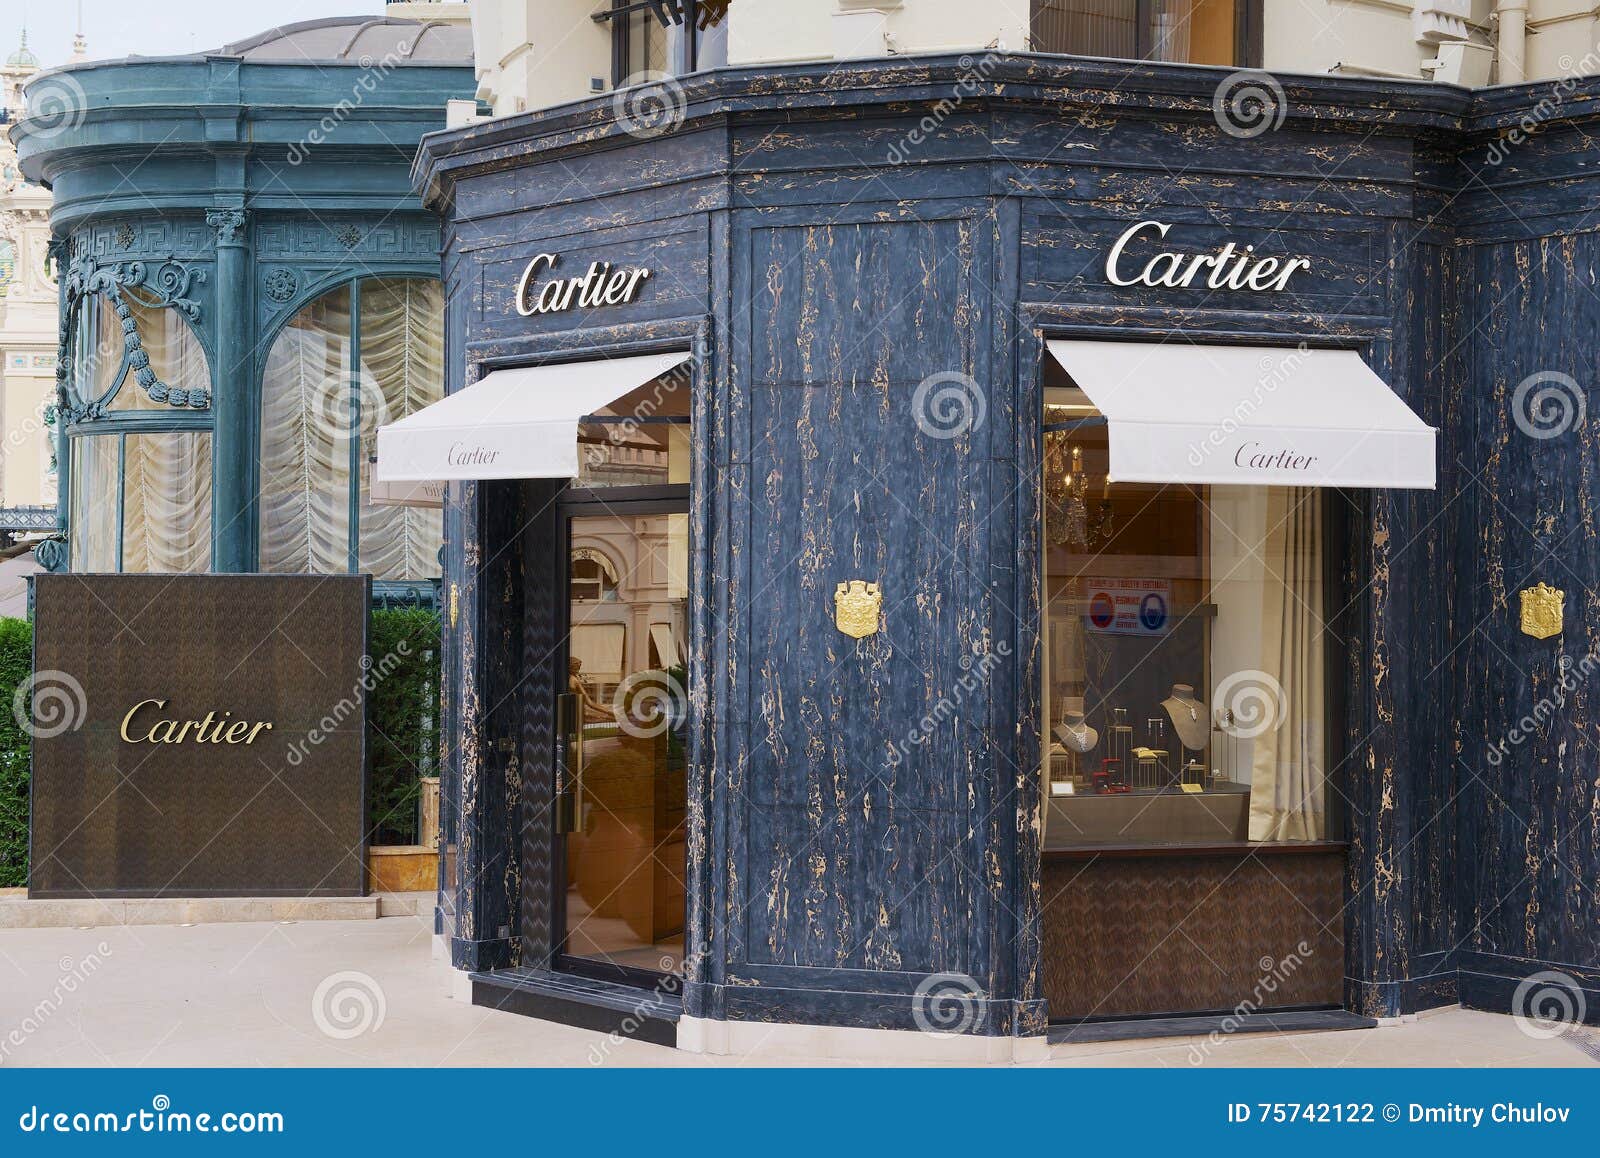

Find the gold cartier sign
[[119, 698, 275, 745], [514, 253, 653, 316], [834, 581, 883, 639], [1519, 583, 1564, 640], [1105, 220, 1312, 292]]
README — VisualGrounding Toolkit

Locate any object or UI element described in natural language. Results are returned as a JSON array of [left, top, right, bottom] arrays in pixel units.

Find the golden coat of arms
[[834, 580, 882, 639], [1519, 582, 1564, 640]]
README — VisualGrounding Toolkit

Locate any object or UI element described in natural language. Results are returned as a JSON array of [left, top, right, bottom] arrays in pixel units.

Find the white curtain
[[1248, 488, 1326, 842], [258, 287, 354, 574], [357, 278, 444, 581], [122, 433, 212, 574], [69, 436, 119, 571]]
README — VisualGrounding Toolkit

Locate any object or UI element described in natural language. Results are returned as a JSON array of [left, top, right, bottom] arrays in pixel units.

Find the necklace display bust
[[1159, 683, 1209, 751], [1057, 709, 1099, 754]]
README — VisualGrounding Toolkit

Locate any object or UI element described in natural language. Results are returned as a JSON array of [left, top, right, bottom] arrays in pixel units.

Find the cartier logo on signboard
[[514, 253, 653, 316], [120, 699, 274, 745], [1105, 220, 1311, 292]]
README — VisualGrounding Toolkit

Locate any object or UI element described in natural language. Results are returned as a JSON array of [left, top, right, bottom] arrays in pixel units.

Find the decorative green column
[[206, 207, 251, 573]]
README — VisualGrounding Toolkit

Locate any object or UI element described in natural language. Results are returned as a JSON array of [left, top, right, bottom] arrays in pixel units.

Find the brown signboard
[[28, 574, 370, 898]]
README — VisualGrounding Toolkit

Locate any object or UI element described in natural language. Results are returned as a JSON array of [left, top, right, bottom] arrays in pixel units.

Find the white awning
[[373, 350, 692, 482], [1045, 340, 1436, 490]]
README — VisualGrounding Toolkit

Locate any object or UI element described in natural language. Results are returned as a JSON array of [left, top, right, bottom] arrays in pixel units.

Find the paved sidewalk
[[1, 912, 1595, 1067]]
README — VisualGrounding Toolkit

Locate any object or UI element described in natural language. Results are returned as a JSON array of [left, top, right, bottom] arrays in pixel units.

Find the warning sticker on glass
[[1083, 578, 1172, 636]]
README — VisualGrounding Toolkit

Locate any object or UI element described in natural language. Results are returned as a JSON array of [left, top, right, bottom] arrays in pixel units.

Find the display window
[[1042, 377, 1334, 849]]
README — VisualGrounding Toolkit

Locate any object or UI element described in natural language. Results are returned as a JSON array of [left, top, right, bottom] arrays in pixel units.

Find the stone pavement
[[1, 908, 1595, 1067]]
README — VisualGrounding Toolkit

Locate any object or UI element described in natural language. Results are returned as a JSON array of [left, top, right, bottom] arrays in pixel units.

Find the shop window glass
[[107, 291, 210, 411], [575, 362, 692, 490], [68, 432, 212, 573], [1042, 385, 1330, 848], [259, 278, 444, 580], [259, 284, 353, 574], [1031, 0, 1240, 66], [69, 435, 118, 572], [356, 277, 446, 581], [70, 295, 125, 407], [122, 433, 213, 573]]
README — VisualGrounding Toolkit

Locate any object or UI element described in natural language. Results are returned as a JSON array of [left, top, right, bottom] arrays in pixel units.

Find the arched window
[[65, 292, 213, 573], [258, 277, 444, 580]]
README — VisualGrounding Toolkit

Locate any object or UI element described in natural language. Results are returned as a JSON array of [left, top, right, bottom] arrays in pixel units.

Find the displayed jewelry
[[1057, 697, 1100, 754], [1160, 683, 1210, 751]]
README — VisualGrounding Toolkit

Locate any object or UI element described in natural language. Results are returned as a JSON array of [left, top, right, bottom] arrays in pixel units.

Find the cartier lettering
[[1233, 442, 1319, 472], [119, 699, 274, 745], [1105, 220, 1311, 291], [514, 252, 652, 316], [447, 442, 500, 467]]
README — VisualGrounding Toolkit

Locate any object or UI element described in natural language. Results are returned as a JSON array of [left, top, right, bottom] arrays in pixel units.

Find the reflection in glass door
[[557, 510, 689, 979]]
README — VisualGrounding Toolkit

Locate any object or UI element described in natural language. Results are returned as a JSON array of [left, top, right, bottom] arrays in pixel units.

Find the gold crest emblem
[[834, 580, 882, 639], [1519, 582, 1564, 640]]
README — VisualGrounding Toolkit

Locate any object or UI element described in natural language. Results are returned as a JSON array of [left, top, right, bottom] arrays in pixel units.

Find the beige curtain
[[122, 433, 212, 573], [69, 436, 119, 571], [1248, 488, 1326, 842], [357, 278, 444, 581], [110, 294, 210, 411], [258, 286, 353, 574]]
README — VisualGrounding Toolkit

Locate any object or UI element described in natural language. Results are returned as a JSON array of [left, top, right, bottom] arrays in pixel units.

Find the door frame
[[551, 489, 692, 989]]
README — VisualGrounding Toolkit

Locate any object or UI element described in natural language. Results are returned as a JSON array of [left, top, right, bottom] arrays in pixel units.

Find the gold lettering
[[119, 699, 166, 742]]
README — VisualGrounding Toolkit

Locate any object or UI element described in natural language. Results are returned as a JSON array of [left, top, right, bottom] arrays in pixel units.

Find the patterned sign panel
[[29, 574, 370, 898]]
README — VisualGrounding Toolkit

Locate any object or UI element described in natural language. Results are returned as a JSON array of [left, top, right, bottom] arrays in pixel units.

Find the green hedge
[[0, 608, 443, 887], [0, 617, 32, 887], [366, 607, 442, 847]]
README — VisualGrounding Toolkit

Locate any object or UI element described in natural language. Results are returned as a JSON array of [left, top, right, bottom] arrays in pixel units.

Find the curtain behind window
[[1248, 488, 1326, 841], [122, 432, 212, 573], [69, 436, 119, 571], [110, 294, 210, 412], [357, 278, 445, 581], [259, 286, 354, 574]]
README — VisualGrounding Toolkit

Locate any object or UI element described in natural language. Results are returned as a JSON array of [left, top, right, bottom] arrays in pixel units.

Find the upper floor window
[[602, 0, 730, 85], [1030, 0, 1256, 67]]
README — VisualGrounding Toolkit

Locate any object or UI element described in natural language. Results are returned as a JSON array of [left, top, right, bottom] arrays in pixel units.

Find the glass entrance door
[[556, 509, 689, 980]]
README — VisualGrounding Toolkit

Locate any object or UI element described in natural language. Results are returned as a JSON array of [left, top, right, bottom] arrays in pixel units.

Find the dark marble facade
[[418, 55, 1600, 1035]]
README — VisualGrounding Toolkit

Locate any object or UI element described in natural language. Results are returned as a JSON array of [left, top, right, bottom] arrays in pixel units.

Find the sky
[[4, 0, 389, 70]]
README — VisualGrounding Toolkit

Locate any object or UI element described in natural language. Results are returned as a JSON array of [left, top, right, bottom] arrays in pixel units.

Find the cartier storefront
[[395, 56, 1600, 1057]]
